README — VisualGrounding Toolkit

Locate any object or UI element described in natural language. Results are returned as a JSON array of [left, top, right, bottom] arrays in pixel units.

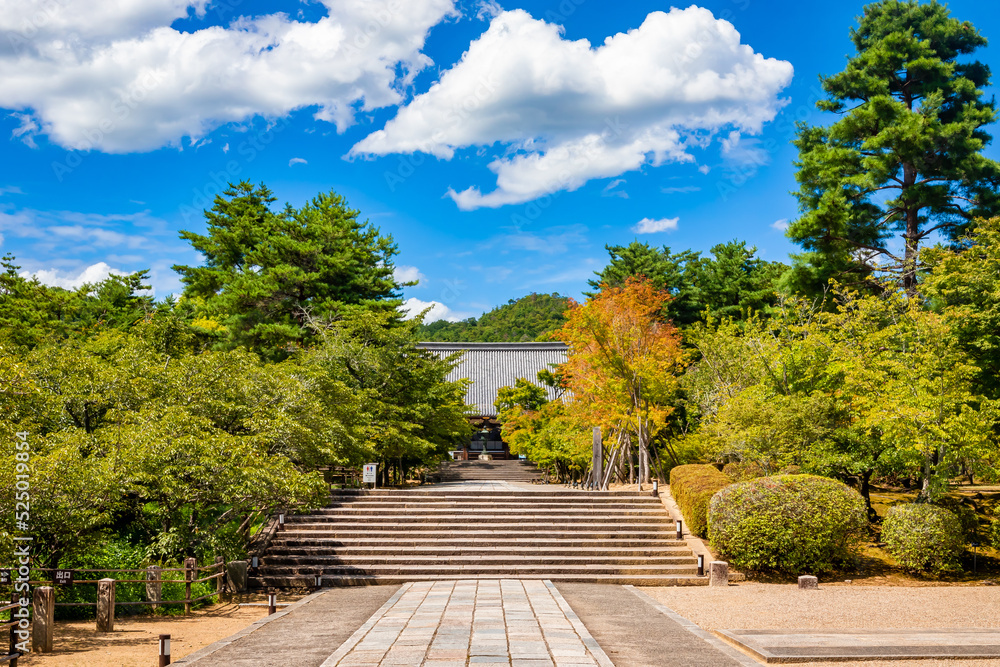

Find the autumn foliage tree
[[558, 277, 685, 485]]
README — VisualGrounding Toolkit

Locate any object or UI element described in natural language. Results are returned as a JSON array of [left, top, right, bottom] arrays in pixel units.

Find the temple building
[[416, 341, 568, 460]]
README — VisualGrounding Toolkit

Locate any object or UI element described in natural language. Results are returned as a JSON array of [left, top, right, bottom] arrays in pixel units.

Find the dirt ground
[[646, 582, 1000, 667], [18, 594, 303, 667]]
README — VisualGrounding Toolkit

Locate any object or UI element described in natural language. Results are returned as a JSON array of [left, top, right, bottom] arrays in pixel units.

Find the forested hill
[[417, 293, 570, 342]]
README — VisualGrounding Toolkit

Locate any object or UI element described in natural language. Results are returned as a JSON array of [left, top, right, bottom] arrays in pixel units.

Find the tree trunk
[[901, 162, 920, 295]]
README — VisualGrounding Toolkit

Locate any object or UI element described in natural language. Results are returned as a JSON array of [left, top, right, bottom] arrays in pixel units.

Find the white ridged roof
[[417, 342, 568, 417]]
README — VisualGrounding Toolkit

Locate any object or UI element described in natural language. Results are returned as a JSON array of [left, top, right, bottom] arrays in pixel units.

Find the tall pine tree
[[785, 0, 1000, 295]]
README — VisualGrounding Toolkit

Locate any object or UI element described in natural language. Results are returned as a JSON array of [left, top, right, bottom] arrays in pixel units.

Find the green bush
[[882, 504, 964, 573], [992, 518, 1000, 551], [708, 474, 867, 573], [669, 464, 731, 537]]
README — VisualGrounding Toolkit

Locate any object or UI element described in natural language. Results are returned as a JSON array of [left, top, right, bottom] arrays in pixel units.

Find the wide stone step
[[271, 537, 687, 548], [250, 573, 709, 588], [284, 514, 673, 524], [272, 546, 694, 556], [283, 520, 672, 529], [264, 555, 697, 566], [309, 505, 668, 514], [257, 563, 700, 576], [329, 490, 658, 498]]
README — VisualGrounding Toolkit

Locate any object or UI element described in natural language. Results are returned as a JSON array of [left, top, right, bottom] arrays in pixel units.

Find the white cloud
[[393, 264, 426, 285], [602, 178, 628, 199], [771, 218, 789, 231], [10, 112, 39, 147], [25, 262, 130, 290], [661, 185, 700, 194], [400, 297, 463, 322], [698, 165, 711, 175], [633, 217, 678, 234], [720, 129, 769, 172], [289, 157, 308, 167], [0, 0, 458, 152], [0, 186, 24, 196], [491, 225, 588, 255], [351, 7, 792, 209]]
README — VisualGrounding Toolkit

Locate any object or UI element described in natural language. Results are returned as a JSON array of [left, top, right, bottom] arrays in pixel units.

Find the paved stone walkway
[[320, 580, 613, 667]]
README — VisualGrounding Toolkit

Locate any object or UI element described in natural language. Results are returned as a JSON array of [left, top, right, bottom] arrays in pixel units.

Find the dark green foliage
[[418, 293, 570, 342], [882, 504, 964, 573], [785, 0, 1000, 295], [708, 474, 868, 573], [589, 240, 785, 326], [669, 464, 732, 537], [0, 254, 155, 348], [173, 182, 402, 357], [991, 518, 1000, 552]]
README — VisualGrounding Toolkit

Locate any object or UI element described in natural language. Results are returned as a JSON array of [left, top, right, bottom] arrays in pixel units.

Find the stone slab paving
[[555, 583, 757, 667], [717, 628, 1000, 663], [320, 579, 613, 667]]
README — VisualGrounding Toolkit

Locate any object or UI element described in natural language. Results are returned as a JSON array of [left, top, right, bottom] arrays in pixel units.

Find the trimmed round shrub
[[991, 518, 1000, 551], [882, 504, 964, 573], [708, 474, 867, 573], [669, 464, 731, 538]]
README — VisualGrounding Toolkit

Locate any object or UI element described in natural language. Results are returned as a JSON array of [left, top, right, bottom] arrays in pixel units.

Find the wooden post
[[267, 589, 277, 615], [96, 578, 115, 632], [146, 565, 162, 611], [32, 586, 54, 653], [214, 556, 225, 597], [9, 589, 19, 667], [592, 427, 602, 490], [184, 558, 196, 614]]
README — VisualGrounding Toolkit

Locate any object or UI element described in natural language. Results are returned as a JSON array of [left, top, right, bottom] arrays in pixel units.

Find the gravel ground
[[645, 583, 1000, 667]]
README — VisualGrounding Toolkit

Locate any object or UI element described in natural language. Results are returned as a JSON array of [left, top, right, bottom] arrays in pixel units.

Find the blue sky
[[1, 0, 998, 322]]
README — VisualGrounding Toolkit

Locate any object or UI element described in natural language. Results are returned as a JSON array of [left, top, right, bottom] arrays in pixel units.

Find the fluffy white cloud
[[772, 218, 789, 231], [352, 7, 793, 209], [393, 264, 426, 285], [633, 217, 679, 234], [289, 157, 307, 167], [25, 262, 130, 290], [1, 0, 458, 152], [400, 297, 463, 323]]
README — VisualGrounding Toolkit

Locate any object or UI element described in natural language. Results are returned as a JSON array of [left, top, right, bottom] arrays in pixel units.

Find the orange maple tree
[[556, 277, 685, 483]]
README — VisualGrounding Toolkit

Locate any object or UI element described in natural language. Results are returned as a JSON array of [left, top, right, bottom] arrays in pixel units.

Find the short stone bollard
[[227, 560, 249, 594], [32, 586, 54, 653], [159, 633, 171, 666], [798, 575, 819, 589], [709, 561, 729, 587], [147, 565, 162, 610], [96, 578, 116, 632]]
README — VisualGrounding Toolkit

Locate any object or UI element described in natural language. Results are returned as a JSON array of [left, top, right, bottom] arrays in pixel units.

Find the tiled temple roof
[[416, 341, 568, 417]]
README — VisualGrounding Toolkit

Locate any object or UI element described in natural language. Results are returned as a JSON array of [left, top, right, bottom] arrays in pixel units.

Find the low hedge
[[669, 464, 731, 537], [882, 504, 964, 573], [992, 518, 1000, 552], [708, 474, 867, 573]]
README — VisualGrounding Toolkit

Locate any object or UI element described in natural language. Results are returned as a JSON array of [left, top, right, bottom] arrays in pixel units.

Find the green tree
[[418, 293, 570, 342], [590, 241, 784, 326], [785, 0, 1000, 295], [305, 310, 472, 484], [173, 182, 404, 357]]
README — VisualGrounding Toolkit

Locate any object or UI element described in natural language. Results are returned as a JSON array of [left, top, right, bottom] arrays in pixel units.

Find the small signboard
[[363, 463, 377, 485], [54, 569, 74, 585], [0, 569, 10, 585]]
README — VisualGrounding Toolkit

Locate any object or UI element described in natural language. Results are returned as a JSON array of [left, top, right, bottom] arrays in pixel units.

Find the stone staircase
[[252, 488, 707, 588], [435, 459, 542, 482]]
